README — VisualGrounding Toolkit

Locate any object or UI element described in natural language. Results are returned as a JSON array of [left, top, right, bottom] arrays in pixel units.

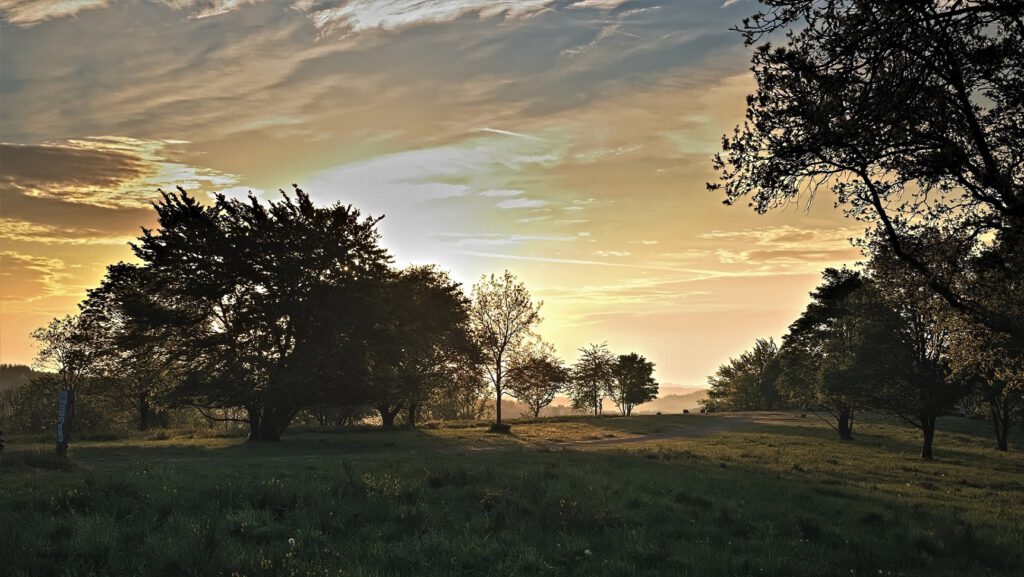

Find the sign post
[[56, 389, 74, 457]]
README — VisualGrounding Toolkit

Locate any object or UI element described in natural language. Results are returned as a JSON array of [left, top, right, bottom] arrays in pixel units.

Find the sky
[[0, 0, 864, 387]]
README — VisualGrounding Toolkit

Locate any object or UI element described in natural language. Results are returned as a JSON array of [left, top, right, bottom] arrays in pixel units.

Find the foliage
[[128, 186, 392, 440], [607, 353, 658, 416], [506, 339, 569, 418], [567, 343, 616, 415], [777, 268, 892, 439], [711, 0, 1024, 337], [361, 265, 476, 428], [945, 233, 1024, 450], [79, 263, 175, 431], [31, 315, 102, 394], [468, 270, 543, 426], [862, 242, 974, 459], [706, 338, 782, 412]]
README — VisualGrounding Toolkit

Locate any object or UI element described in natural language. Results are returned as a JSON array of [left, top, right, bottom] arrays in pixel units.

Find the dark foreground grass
[[1, 413, 1022, 577]]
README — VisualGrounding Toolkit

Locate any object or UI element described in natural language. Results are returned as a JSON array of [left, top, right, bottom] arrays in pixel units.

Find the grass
[[1, 412, 1022, 576]]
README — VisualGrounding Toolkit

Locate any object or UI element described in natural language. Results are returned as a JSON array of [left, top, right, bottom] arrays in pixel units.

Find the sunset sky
[[0, 0, 864, 387]]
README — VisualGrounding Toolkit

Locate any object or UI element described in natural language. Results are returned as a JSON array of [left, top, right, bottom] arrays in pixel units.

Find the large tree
[[711, 0, 1024, 339], [607, 353, 659, 416], [132, 186, 391, 440], [468, 271, 542, 429]]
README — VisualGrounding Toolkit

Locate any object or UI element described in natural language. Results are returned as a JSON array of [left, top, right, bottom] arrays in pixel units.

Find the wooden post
[[56, 389, 73, 457]]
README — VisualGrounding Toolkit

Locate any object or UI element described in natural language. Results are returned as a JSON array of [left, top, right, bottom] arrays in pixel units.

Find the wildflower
[[288, 538, 296, 547]]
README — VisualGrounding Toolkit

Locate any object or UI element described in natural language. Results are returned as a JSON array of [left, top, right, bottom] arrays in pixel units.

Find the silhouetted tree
[[711, 0, 1024, 340], [364, 266, 475, 429], [79, 263, 174, 430], [568, 343, 615, 415], [779, 268, 868, 440], [706, 338, 782, 412], [607, 353, 658, 416], [132, 186, 391, 440], [468, 271, 542, 429], [506, 339, 569, 418]]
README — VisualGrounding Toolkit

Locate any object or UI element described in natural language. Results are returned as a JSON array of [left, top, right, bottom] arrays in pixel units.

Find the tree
[[864, 244, 974, 459], [607, 353, 659, 416], [710, 0, 1024, 339], [426, 351, 491, 422], [568, 343, 615, 415], [468, 271, 542, 429], [79, 262, 175, 431], [506, 339, 569, 418], [949, 319, 1023, 451], [706, 338, 782, 412], [779, 268, 868, 440], [132, 186, 391, 440], [946, 234, 1024, 450], [364, 266, 475, 429], [31, 314, 103, 454]]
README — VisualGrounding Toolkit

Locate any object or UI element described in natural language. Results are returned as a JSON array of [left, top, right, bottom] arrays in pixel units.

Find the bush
[[488, 423, 512, 434]]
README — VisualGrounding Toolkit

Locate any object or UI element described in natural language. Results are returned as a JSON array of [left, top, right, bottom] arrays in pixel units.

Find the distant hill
[[656, 384, 707, 397], [633, 390, 707, 414]]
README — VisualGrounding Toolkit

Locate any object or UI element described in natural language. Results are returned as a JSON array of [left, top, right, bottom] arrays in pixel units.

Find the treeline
[[5, 187, 658, 442], [703, 231, 1023, 459]]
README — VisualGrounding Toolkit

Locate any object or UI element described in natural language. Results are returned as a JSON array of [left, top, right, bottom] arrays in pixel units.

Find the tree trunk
[[379, 405, 400, 430], [138, 394, 151, 431], [837, 406, 854, 441], [921, 413, 937, 460], [246, 405, 262, 440], [256, 415, 283, 441], [495, 388, 503, 426], [532, 404, 541, 418], [407, 403, 418, 429], [992, 405, 1009, 451], [248, 402, 294, 441]]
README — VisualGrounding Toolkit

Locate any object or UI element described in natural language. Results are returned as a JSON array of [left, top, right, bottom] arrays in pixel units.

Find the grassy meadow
[[1, 412, 1022, 577]]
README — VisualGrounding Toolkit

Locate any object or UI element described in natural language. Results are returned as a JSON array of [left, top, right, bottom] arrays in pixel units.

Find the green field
[[2, 413, 1022, 577]]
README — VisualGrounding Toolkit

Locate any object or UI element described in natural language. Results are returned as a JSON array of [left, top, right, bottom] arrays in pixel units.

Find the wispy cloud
[[496, 198, 546, 209], [0, 218, 131, 246], [438, 233, 578, 247], [0, 0, 107, 25], [1, 138, 237, 209]]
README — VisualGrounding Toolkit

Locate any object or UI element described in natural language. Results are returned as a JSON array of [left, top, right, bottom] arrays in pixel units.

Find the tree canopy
[[711, 0, 1024, 337]]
